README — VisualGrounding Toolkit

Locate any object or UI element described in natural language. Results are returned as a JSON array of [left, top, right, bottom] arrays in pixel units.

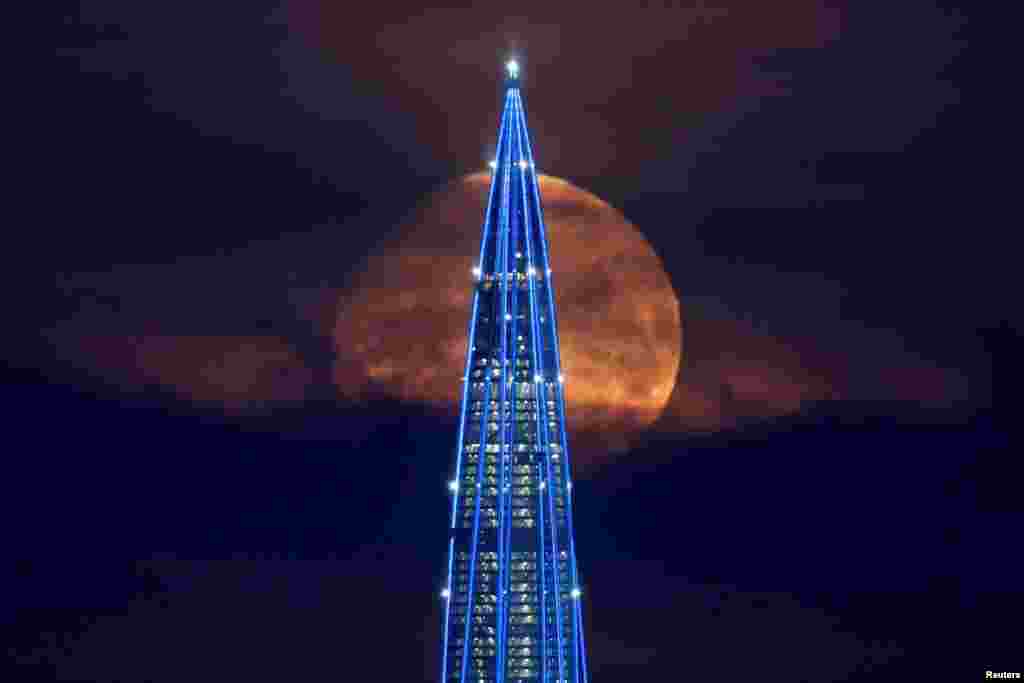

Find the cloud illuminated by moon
[[39, 180, 965, 460]]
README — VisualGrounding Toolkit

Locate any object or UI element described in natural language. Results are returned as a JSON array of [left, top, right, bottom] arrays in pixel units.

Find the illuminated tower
[[439, 60, 589, 683]]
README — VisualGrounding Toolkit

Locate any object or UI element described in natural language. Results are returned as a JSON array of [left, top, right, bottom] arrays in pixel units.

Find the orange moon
[[332, 173, 681, 462]]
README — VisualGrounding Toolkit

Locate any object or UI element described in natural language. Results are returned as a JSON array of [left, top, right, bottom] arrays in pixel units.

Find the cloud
[[65, 334, 313, 412], [665, 315, 966, 432]]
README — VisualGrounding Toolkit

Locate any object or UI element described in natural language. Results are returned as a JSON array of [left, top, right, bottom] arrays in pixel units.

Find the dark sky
[[9, 1, 1019, 681]]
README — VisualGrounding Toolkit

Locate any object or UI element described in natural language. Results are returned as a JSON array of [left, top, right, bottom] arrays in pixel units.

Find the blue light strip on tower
[[457, 88, 515, 683], [441, 87, 512, 683], [513, 87, 569, 682], [518, 86, 587, 682], [497, 86, 527, 683], [459, 341, 495, 683], [493, 84, 518, 683], [577, 603, 589, 683], [513, 95, 548, 682], [516, 87, 570, 682]]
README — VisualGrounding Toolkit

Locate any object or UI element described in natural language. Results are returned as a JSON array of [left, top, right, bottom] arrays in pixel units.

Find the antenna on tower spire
[[505, 59, 520, 80]]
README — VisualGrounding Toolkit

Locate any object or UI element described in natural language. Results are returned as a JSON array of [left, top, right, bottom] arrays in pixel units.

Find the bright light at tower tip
[[441, 588, 451, 599], [506, 60, 519, 78], [448, 481, 458, 493], [571, 587, 581, 599]]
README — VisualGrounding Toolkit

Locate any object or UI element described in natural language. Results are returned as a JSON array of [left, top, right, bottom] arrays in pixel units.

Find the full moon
[[332, 173, 681, 463]]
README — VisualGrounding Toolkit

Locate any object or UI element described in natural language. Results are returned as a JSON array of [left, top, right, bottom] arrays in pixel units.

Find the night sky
[[9, 1, 1019, 680]]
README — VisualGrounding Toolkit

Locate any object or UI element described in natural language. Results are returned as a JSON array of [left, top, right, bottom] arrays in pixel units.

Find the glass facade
[[440, 64, 589, 683]]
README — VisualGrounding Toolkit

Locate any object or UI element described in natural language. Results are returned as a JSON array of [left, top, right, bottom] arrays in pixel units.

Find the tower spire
[[438, 62, 590, 683]]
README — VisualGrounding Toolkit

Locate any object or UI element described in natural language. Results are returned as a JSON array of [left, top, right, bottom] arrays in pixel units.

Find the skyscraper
[[439, 60, 589, 683]]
